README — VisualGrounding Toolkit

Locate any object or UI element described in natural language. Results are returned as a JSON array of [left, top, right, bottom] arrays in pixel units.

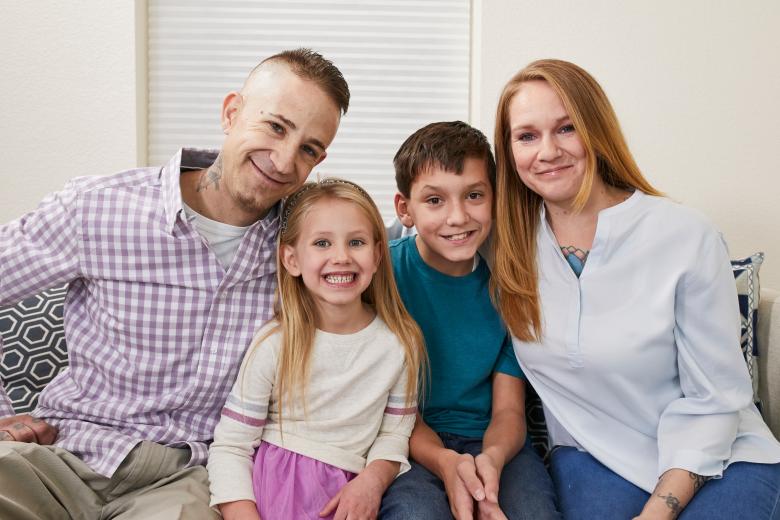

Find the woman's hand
[[218, 500, 261, 520]]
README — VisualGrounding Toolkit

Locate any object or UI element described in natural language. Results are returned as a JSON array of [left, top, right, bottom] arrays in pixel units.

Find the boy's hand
[[439, 450, 478, 520], [477, 499, 509, 520], [319, 461, 396, 520], [218, 500, 261, 520], [474, 452, 503, 504]]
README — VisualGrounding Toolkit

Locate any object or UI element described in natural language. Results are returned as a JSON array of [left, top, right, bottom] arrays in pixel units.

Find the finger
[[332, 502, 347, 520], [27, 418, 56, 445], [319, 491, 341, 517], [475, 456, 500, 502], [456, 457, 485, 501], [10, 422, 37, 443], [450, 483, 475, 520], [478, 499, 508, 520]]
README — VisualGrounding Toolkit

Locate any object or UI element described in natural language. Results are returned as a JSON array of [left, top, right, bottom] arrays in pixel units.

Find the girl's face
[[281, 198, 380, 321], [508, 80, 588, 210]]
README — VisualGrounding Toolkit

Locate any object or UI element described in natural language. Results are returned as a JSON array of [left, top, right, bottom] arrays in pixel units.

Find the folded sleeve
[[207, 331, 278, 507], [494, 333, 524, 379], [657, 229, 753, 478], [365, 362, 416, 476], [0, 384, 14, 418]]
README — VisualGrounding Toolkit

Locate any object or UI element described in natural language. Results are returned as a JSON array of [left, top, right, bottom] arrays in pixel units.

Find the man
[[0, 48, 348, 519]]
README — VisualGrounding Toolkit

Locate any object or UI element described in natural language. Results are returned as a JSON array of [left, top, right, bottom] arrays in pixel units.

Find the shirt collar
[[161, 147, 220, 233], [160, 147, 282, 238]]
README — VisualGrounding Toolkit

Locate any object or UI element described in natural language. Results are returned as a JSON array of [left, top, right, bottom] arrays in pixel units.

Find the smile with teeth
[[444, 231, 472, 241], [324, 273, 356, 284]]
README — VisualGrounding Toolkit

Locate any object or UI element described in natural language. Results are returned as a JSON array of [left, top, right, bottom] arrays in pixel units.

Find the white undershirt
[[182, 202, 250, 269]]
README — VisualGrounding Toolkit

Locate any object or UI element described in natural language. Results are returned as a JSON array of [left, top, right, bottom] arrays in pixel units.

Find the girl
[[491, 59, 780, 519], [208, 178, 425, 520]]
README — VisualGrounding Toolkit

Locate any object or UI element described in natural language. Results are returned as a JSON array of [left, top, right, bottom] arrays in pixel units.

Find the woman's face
[[507, 80, 587, 209]]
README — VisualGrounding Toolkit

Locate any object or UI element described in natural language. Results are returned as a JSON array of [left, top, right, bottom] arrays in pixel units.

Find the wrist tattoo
[[689, 472, 711, 494], [656, 492, 682, 516], [197, 154, 223, 192]]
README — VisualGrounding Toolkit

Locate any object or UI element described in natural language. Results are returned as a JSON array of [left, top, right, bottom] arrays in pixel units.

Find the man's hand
[[0, 414, 57, 444], [318, 469, 385, 520], [218, 499, 261, 520]]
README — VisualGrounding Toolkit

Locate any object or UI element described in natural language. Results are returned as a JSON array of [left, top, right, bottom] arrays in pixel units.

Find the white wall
[[0, 1, 144, 223], [475, 0, 780, 287], [3, 2, 778, 287]]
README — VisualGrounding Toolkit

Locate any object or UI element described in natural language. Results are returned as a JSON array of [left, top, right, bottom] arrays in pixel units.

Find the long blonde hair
[[492, 59, 662, 342], [258, 178, 425, 418]]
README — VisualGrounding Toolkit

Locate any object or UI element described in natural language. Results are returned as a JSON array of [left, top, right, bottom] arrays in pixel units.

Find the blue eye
[[349, 239, 365, 247], [559, 124, 575, 134], [270, 122, 284, 134], [301, 145, 317, 158], [313, 239, 330, 248]]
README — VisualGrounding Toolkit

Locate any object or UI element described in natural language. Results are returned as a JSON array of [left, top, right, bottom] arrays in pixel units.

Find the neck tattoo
[[196, 154, 223, 192]]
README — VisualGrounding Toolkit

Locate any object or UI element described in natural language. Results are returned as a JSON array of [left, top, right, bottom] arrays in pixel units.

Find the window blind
[[148, 0, 470, 220]]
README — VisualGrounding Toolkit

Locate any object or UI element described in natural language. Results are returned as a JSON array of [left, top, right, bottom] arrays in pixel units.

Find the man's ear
[[394, 192, 415, 228], [221, 91, 243, 134], [280, 244, 301, 276]]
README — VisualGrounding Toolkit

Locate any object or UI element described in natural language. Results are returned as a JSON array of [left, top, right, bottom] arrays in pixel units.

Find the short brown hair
[[255, 48, 350, 115], [393, 121, 495, 197]]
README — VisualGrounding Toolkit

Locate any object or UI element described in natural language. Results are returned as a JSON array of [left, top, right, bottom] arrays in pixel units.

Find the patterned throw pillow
[[732, 252, 763, 406], [0, 285, 68, 414]]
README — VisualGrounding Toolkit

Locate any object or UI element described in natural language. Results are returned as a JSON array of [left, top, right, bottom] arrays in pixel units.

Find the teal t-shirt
[[389, 236, 524, 438]]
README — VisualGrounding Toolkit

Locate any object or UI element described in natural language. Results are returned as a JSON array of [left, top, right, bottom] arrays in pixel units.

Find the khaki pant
[[0, 440, 220, 520]]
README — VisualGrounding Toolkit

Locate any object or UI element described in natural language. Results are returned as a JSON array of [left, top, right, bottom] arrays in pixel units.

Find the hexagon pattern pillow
[[0, 285, 68, 414]]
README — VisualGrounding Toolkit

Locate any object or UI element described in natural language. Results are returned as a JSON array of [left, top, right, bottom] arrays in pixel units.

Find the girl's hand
[[319, 462, 394, 520], [218, 499, 261, 520]]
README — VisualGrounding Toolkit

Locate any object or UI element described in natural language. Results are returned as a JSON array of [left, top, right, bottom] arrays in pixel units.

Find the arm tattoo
[[656, 492, 682, 516], [689, 472, 711, 494], [196, 154, 223, 192]]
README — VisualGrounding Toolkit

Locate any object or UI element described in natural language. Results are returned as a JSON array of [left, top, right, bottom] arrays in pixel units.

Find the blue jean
[[550, 446, 780, 519], [380, 432, 560, 519]]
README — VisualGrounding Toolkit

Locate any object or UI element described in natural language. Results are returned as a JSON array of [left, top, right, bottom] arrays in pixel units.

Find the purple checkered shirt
[[0, 148, 278, 476]]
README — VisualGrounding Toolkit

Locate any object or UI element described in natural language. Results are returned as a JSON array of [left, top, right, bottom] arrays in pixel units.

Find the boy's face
[[394, 157, 493, 277]]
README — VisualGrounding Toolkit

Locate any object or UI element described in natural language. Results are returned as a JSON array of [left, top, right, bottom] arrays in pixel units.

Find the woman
[[491, 59, 780, 519]]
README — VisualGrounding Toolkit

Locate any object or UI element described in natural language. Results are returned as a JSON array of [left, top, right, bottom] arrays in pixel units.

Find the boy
[[380, 121, 559, 519]]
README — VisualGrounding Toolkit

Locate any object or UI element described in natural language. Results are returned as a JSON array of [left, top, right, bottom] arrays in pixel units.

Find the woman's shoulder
[[631, 193, 722, 243]]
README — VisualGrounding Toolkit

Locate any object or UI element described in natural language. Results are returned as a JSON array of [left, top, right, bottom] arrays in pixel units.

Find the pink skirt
[[252, 441, 356, 520]]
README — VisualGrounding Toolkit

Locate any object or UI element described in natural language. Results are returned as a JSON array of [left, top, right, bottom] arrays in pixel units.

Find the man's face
[[220, 64, 342, 218]]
